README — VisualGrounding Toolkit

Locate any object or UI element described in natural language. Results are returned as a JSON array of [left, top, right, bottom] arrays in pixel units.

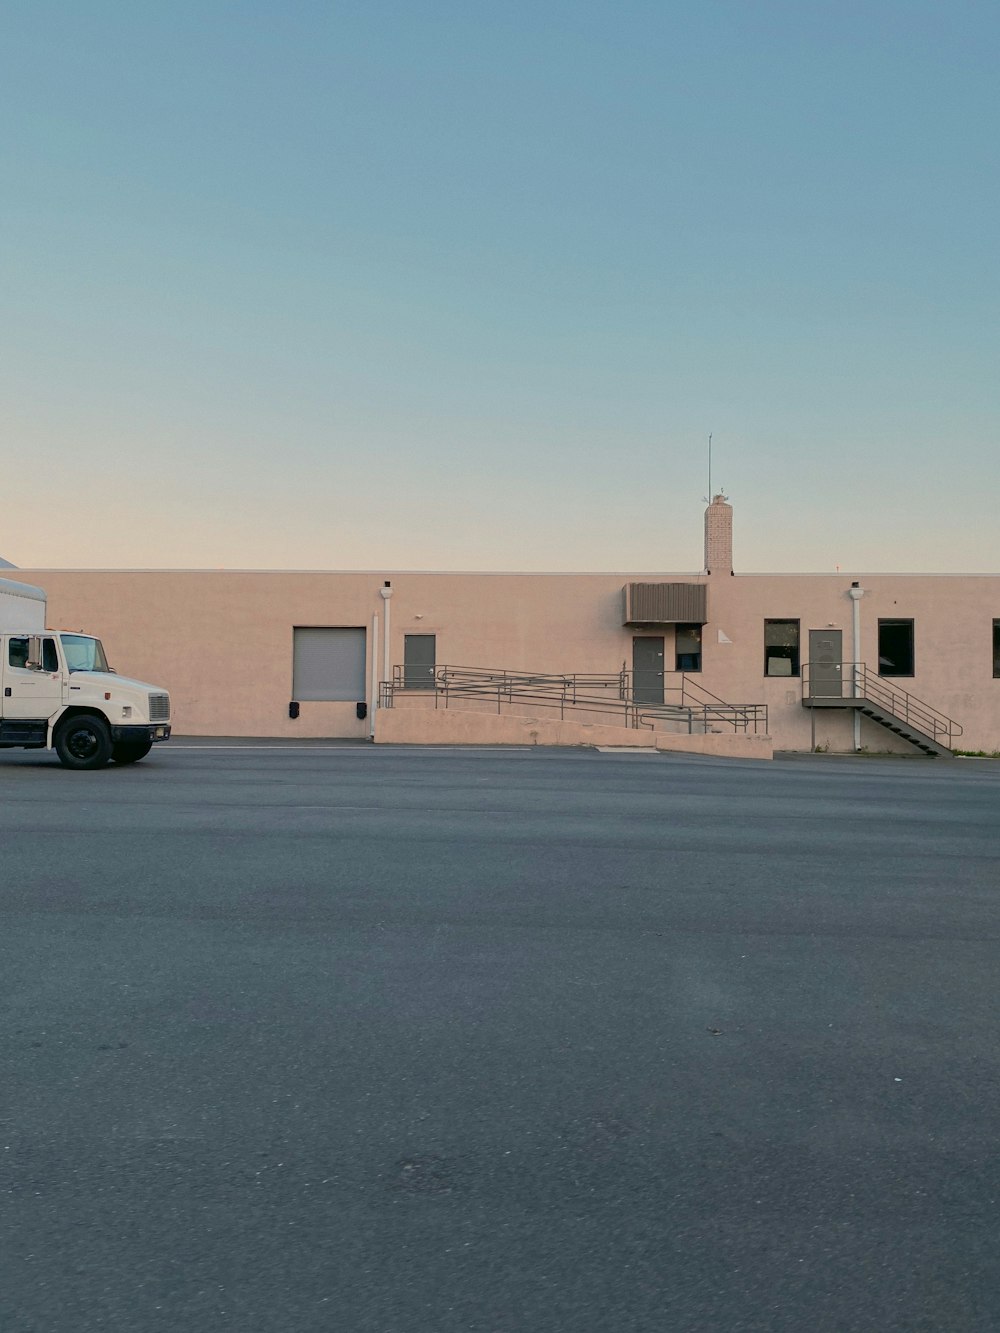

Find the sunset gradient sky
[[3, 2, 998, 572]]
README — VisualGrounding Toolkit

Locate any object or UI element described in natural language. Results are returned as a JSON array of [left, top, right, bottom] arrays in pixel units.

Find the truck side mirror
[[25, 635, 43, 671]]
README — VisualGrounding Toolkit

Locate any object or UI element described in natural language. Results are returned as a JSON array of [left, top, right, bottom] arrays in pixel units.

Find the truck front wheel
[[54, 716, 113, 770], [112, 738, 153, 765]]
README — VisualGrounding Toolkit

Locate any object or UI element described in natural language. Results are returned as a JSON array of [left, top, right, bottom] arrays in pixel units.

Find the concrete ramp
[[375, 706, 772, 759]]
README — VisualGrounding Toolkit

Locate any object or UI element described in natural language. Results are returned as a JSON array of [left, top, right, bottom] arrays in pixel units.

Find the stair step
[[805, 691, 956, 756]]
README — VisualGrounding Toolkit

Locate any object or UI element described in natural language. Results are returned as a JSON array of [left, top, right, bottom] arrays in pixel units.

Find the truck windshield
[[60, 635, 110, 673]]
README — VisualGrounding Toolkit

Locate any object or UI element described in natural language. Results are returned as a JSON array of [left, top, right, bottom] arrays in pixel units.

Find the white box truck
[[0, 576, 171, 769]]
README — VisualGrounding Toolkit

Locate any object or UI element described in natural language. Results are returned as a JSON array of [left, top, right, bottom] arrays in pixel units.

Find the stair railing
[[802, 661, 963, 748]]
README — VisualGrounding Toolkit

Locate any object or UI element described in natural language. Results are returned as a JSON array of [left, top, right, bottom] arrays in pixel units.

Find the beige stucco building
[[16, 500, 1000, 756]]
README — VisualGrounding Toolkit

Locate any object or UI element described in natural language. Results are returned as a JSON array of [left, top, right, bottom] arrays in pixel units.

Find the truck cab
[[0, 624, 171, 769]]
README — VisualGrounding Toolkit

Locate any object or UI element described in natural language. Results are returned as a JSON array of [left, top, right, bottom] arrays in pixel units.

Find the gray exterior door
[[403, 634, 436, 689], [632, 636, 665, 705], [808, 629, 843, 697]]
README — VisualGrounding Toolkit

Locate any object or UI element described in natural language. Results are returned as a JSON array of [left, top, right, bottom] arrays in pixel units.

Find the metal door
[[808, 629, 843, 697], [632, 636, 665, 705], [403, 634, 436, 689]]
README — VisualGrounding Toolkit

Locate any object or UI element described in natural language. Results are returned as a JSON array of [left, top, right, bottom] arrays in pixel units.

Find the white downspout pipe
[[379, 582, 393, 695], [849, 583, 864, 751], [370, 612, 379, 739]]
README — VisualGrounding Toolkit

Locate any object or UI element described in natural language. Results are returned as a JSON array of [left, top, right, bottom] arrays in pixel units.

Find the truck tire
[[112, 738, 153, 765], [54, 715, 113, 770]]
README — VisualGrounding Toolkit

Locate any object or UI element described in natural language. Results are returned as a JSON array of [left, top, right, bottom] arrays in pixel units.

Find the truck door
[[2, 636, 64, 721]]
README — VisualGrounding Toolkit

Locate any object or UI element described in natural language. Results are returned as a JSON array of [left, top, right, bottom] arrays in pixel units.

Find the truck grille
[[148, 694, 170, 722]]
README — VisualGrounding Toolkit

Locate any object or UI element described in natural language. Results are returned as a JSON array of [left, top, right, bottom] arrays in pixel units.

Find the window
[[8, 637, 58, 672], [403, 634, 436, 689], [878, 619, 914, 677], [675, 624, 702, 672], [61, 635, 109, 673], [764, 620, 799, 676], [994, 621, 1000, 678], [292, 627, 366, 701]]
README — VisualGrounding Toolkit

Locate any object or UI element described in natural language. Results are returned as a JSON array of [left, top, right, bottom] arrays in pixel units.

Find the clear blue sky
[[3, 1, 997, 571]]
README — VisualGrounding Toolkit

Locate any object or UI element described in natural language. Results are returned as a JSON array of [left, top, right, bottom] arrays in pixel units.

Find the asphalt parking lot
[[2, 743, 999, 1332]]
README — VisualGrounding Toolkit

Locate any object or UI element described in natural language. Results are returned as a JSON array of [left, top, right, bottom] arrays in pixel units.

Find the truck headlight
[[122, 706, 132, 719]]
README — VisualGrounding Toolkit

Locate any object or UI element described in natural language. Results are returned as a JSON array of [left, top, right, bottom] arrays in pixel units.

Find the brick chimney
[[704, 494, 733, 575]]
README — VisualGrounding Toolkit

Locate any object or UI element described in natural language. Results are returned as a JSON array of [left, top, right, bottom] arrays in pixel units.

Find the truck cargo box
[[0, 577, 47, 633]]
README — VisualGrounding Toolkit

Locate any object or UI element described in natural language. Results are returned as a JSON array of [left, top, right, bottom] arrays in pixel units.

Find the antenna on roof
[[702, 433, 715, 503], [702, 433, 728, 504]]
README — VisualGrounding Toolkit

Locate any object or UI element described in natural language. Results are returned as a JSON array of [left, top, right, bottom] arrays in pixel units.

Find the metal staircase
[[802, 662, 962, 757]]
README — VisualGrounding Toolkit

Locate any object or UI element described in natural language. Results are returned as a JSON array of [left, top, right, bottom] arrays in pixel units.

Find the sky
[[2, 1, 998, 572]]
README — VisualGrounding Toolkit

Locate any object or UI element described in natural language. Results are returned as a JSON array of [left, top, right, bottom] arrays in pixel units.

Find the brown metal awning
[[623, 582, 707, 627]]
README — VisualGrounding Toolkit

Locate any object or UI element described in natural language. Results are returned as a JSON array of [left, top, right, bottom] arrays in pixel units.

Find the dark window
[[993, 620, 1000, 678], [403, 634, 436, 689], [878, 619, 914, 677], [6, 638, 56, 671], [764, 620, 800, 677], [675, 624, 702, 672]]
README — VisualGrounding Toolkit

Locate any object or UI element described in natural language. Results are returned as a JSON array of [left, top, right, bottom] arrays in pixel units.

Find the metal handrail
[[617, 668, 736, 713], [394, 665, 627, 696], [802, 661, 963, 746], [383, 675, 654, 729], [397, 665, 757, 711], [384, 665, 768, 735], [637, 702, 769, 735]]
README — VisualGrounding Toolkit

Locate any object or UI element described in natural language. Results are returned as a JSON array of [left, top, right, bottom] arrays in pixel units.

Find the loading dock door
[[632, 636, 665, 705], [292, 627, 366, 701], [808, 629, 843, 697]]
